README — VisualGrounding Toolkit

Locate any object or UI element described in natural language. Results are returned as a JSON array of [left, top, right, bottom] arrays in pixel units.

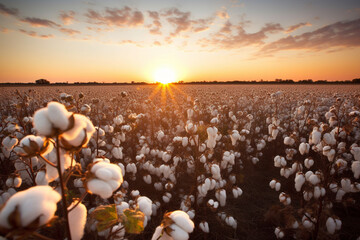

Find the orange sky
[[0, 0, 359, 83]]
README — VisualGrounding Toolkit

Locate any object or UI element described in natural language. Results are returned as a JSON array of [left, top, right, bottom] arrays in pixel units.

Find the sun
[[153, 67, 177, 84]]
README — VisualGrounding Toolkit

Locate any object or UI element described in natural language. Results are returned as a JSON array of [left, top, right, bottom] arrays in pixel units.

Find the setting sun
[[154, 67, 177, 84]]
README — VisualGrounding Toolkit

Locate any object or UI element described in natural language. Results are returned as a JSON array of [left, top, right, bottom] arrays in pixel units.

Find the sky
[[0, 0, 359, 83]]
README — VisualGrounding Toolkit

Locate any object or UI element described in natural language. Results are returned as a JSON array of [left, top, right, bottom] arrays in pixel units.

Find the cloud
[[147, 11, 162, 35], [0, 3, 19, 16], [1, 27, 9, 33], [18, 29, 54, 39], [153, 41, 161, 46], [285, 22, 311, 33], [59, 27, 81, 35], [163, 8, 213, 37], [85, 6, 144, 27], [21, 17, 60, 28], [199, 21, 283, 49], [60, 10, 75, 25], [216, 9, 229, 19], [118, 39, 142, 47], [260, 18, 360, 55]]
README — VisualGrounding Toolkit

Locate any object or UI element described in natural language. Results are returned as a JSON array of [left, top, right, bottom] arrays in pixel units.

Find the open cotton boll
[[0, 186, 60, 229], [33, 108, 53, 136], [137, 196, 153, 217], [299, 142, 310, 155], [199, 221, 209, 233], [61, 114, 95, 147], [68, 201, 87, 240], [215, 189, 226, 207], [47, 101, 71, 130], [2, 136, 18, 151], [352, 161, 360, 179], [86, 162, 123, 199], [151, 226, 172, 240], [326, 217, 336, 234]]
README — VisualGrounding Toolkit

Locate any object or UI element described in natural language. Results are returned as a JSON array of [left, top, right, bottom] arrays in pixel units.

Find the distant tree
[[35, 79, 50, 84], [352, 78, 360, 83]]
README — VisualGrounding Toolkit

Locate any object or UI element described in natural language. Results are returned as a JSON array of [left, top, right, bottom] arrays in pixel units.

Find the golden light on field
[[153, 67, 177, 84]]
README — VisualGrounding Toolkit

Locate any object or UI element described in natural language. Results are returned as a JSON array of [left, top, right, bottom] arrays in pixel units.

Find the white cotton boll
[[323, 133, 336, 146], [111, 223, 125, 239], [112, 147, 123, 160], [352, 161, 360, 179], [199, 221, 209, 233], [310, 127, 321, 145], [335, 218, 341, 230], [138, 196, 153, 217], [186, 209, 195, 219], [225, 216, 237, 229], [299, 142, 310, 155], [305, 171, 314, 181], [182, 137, 188, 147], [47, 102, 70, 130], [116, 202, 130, 215], [163, 192, 172, 203], [327, 149, 336, 162], [13, 177, 22, 188], [87, 162, 123, 199], [269, 179, 277, 189], [274, 227, 284, 239], [143, 174, 152, 184], [275, 182, 281, 191], [351, 146, 360, 161], [284, 137, 295, 146], [0, 186, 60, 229], [168, 224, 189, 240], [329, 182, 338, 193], [6, 178, 14, 188], [272, 128, 279, 139], [2, 136, 18, 151], [35, 170, 49, 185], [336, 189, 346, 201], [151, 226, 172, 240], [309, 174, 320, 185], [68, 201, 87, 240], [170, 210, 195, 233], [341, 178, 352, 193], [314, 186, 321, 199], [33, 108, 53, 136], [326, 217, 336, 234], [304, 158, 314, 169], [215, 189, 226, 207], [303, 219, 313, 229]]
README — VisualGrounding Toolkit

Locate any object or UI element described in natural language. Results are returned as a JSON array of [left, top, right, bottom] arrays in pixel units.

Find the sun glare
[[154, 67, 177, 84]]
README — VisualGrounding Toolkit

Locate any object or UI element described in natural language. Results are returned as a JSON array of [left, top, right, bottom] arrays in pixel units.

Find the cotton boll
[[169, 210, 195, 233], [274, 227, 284, 239], [86, 162, 123, 199], [304, 158, 314, 169], [2, 136, 18, 151], [352, 161, 360, 179], [163, 192, 172, 203], [309, 174, 321, 185], [326, 217, 336, 234], [299, 142, 310, 155], [284, 137, 295, 146], [35, 170, 49, 185], [275, 182, 281, 191], [0, 186, 61, 229], [47, 101, 71, 130], [336, 189, 346, 201], [68, 201, 87, 240], [269, 179, 277, 189], [341, 178, 352, 193], [303, 190, 313, 201], [215, 189, 226, 207], [112, 147, 123, 160], [151, 226, 172, 240], [199, 221, 209, 233], [137, 196, 153, 217], [33, 108, 53, 136]]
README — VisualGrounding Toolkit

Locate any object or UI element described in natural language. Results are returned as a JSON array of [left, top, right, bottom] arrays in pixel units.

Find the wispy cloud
[[59, 27, 81, 35], [199, 21, 283, 49], [260, 18, 360, 55], [163, 8, 213, 37], [216, 9, 229, 19], [18, 29, 54, 39], [0, 3, 19, 16], [85, 6, 144, 27], [60, 10, 75, 25], [148, 11, 162, 35], [285, 22, 311, 33], [21, 17, 61, 28], [1, 27, 9, 33]]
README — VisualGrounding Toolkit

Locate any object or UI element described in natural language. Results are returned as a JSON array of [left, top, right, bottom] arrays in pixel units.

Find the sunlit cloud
[[1, 27, 9, 33], [21, 17, 60, 28], [60, 10, 76, 25], [260, 18, 360, 55], [59, 27, 81, 36], [85, 6, 144, 28], [199, 22, 283, 49], [285, 22, 311, 33], [148, 11, 162, 35], [0, 3, 19, 16], [18, 29, 54, 39], [216, 9, 229, 19]]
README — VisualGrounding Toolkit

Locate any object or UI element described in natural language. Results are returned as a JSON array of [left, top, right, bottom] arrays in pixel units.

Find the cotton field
[[0, 84, 359, 240]]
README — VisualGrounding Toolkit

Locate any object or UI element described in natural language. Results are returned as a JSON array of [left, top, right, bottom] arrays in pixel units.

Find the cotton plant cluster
[[1, 86, 359, 239], [266, 95, 360, 239]]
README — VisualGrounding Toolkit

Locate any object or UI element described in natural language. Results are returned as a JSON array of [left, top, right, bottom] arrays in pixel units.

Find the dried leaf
[[91, 204, 118, 232], [121, 208, 145, 234]]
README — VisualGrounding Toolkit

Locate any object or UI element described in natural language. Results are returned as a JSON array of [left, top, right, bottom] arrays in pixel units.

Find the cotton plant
[[266, 97, 360, 239]]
